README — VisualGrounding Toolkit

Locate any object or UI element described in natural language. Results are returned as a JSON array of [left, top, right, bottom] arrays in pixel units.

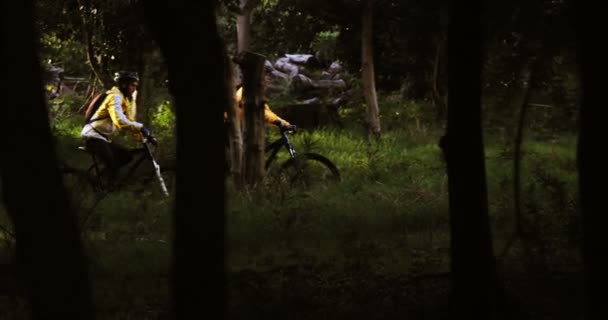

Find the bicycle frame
[[84, 139, 169, 196], [264, 130, 296, 169], [260, 128, 341, 186]]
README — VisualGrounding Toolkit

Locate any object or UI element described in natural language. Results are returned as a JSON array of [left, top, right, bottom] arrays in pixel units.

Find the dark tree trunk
[[136, 45, 157, 126], [432, 2, 448, 123], [224, 50, 243, 188], [143, 1, 227, 319], [444, 1, 498, 318], [236, 50, 267, 187], [575, 2, 608, 318], [0, 1, 93, 318], [136, 52, 149, 125]]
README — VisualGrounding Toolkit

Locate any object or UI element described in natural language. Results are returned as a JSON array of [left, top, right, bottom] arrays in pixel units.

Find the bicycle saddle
[[78, 145, 94, 154]]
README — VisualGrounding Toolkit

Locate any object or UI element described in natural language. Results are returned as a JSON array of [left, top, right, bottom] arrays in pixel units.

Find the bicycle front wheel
[[136, 163, 176, 198], [278, 153, 340, 189]]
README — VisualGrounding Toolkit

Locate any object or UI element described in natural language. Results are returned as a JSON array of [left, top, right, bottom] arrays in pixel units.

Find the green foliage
[[216, 4, 237, 53], [39, 32, 88, 75], [310, 30, 339, 64], [149, 100, 175, 138], [49, 92, 87, 138], [35, 0, 153, 83], [149, 100, 176, 158], [336, 90, 440, 139], [480, 1, 579, 133], [376, 94, 436, 134], [246, 1, 339, 58], [261, 0, 279, 6]]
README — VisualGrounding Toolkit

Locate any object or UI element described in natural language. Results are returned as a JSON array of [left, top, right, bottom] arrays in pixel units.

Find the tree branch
[[76, 0, 113, 88]]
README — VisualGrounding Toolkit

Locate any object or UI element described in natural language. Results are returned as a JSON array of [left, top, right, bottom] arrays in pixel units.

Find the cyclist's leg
[[109, 143, 134, 170], [107, 143, 139, 188], [85, 138, 119, 182]]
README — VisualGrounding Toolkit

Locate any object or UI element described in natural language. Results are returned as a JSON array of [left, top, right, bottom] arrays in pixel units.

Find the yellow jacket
[[226, 87, 290, 126], [81, 86, 143, 142]]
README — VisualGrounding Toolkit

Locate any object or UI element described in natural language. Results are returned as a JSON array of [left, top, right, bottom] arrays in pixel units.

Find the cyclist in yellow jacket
[[232, 86, 294, 130], [81, 71, 153, 181]]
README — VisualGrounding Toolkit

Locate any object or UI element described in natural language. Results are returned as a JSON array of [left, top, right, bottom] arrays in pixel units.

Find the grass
[[222, 125, 582, 319], [226, 125, 579, 273], [0, 105, 583, 318]]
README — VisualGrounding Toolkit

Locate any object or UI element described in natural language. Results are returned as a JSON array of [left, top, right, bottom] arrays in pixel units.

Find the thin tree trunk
[[137, 47, 155, 126], [0, 1, 93, 318], [498, 64, 533, 261], [511, 34, 549, 255], [224, 51, 243, 188], [501, 10, 552, 276], [233, 0, 260, 53], [432, 2, 448, 123], [143, 1, 226, 319], [432, 32, 447, 122], [133, 37, 144, 122], [76, 0, 113, 88], [512, 65, 532, 243], [445, 0, 498, 317], [78, 72, 99, 113], [575, 2, 608, 318], [361, 0, 381, 139], [236, 13, 251, 53]]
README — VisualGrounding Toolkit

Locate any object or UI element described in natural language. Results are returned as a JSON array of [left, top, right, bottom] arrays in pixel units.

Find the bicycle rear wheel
[[278, 153, 340, 190], [60, 167, 106, 231], [60, 167, 101, 204]]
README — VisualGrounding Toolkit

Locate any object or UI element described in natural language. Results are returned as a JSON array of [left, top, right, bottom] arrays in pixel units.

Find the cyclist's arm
[[237, 87, 290, 126], [264, 103, 290, 126], [107, 94, 144, 133]]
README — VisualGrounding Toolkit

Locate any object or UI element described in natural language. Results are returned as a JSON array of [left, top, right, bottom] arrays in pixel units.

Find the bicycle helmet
[[114, 71, 140, 83]]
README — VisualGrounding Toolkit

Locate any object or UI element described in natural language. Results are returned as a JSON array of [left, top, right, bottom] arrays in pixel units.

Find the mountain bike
[[60, 136, 175, 231], [263, 127, 340, 189]]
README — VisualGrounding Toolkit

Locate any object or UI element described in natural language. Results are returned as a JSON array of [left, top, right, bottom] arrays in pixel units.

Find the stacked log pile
[[263, 54, 351, 129]]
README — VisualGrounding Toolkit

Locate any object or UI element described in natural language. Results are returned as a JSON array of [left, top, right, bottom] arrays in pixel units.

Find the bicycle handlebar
[[280, 125, 297, 134], [143, 135, 158, 146]]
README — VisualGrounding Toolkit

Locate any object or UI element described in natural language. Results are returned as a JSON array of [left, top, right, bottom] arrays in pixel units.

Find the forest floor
[[0, 128, 583, 319], [0, 236, 586, 319]]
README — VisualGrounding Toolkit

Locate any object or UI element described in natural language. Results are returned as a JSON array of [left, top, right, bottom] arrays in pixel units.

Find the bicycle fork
[[144, 141, 170, 197], [151, 158, 169, 197], [283, 133, 297, 159]]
